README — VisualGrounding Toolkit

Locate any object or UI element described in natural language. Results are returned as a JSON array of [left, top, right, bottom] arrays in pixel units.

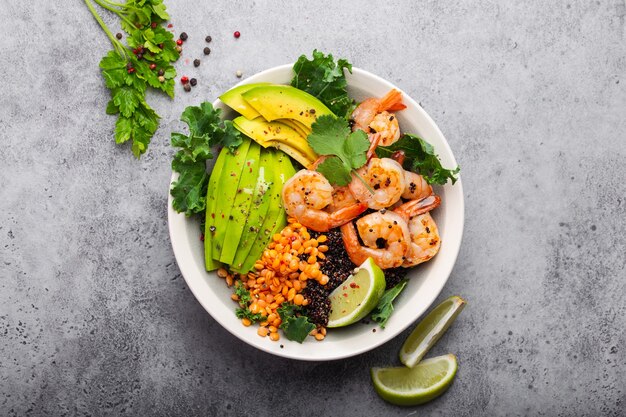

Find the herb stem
[[84, 0, 118, 48], [352, 170, 375, 194], [92, 0, 136, 30]]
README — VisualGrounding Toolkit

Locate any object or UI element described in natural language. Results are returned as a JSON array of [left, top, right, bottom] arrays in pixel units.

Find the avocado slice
[[278, 118, 311, 138], [241, 85, 334, 129], [204, 146, 228, 271], [240, 151, 296, 272], [219, 83, 270, 120], [218, 141, 262, 265], [232, 116, 318, 162], [211, 139, 252, 259], [230, 149, 275, 272]]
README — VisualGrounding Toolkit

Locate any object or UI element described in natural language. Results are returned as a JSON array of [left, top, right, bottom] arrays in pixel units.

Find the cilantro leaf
[[307, 115, 370, 186], [291, 50, 355, 118], [316, 156, 352, 186], [277, 303, 316, 343], [170, 102, 244, 216], [376, 134, 460, 185], [371, 279, 408, 328]]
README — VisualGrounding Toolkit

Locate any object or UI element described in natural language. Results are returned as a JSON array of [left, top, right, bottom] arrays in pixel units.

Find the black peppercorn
[[157, 69, 164, 76], [193, 59, 201, 67], [115, 32, 122, 40], [179, 32, 188, 41], [203, 47, 211, 55], [190, 78, 197, 87], [205, 35, 212, 43], [183, 83, 191, 92]]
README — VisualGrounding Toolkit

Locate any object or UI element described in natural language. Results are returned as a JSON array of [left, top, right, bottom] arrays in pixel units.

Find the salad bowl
[[168, 64, 464, 361]]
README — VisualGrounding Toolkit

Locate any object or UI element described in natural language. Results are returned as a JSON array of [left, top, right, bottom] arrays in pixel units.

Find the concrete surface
[[1, 0, 625, 415]]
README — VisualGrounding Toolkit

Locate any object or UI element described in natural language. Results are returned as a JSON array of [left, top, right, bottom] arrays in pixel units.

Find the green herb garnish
[[84, 0, 179, 157], [291, 50, 354, 118], [277, 303, 316, 343], [170, 102, 243, 216], [307, 115, 371, 187], [371, 280, 409, 328], [376, 134, 460, 185]]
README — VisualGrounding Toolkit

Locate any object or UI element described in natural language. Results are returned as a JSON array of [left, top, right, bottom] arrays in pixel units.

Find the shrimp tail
[[340, 222, 370, 266], [378, 89, 406, 112], [394, 195, 441, 221], [329, 202, 368, 228], [367, 133, 382, 161]]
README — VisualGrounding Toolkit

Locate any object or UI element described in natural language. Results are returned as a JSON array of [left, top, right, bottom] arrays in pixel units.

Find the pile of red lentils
[[218, 218, 329, 342]]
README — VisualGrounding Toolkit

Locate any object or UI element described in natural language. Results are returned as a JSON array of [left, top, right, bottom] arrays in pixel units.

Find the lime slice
[[399, 296, 466, 368], [371, 354, 458, 406], [327, 257, 386, 328]]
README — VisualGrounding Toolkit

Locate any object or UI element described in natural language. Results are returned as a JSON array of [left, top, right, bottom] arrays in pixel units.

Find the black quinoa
[[384, 267, 409, 289], [302, 228, 356, 326]]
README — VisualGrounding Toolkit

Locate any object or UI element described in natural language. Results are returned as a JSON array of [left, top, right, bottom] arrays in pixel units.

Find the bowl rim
[[167, 63, 464, 361]]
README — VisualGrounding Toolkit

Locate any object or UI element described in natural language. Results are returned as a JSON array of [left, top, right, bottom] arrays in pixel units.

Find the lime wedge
[[399, 296, 466, 368], [371, 354, 458, 406], [327, 257, 386, 328]]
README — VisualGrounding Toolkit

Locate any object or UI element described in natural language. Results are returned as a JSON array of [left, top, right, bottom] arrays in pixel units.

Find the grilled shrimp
[[393, 195, 442, 268], [402, 171, 433, 201], [281, 170, 367, 232], [351, 89, 406, 146], [349, 158, 406, 210], [340, 211, 410, 269], [402, 213, 441, 267]]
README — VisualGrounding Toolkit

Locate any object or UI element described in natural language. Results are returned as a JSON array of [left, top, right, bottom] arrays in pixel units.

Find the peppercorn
[[234, 31, 241, 38], [193, 59, 201, 67], [205, 35, 212, 43], [158, 43, 164, 49], [176, 39, 183, 46], [158, 75, 165, 83], [115, 32, 122, 40], [149, 63, 157, 70], [190, 78, 197, 87], [126, 62, 133, 70], [127, 68, 135, 74], [203, 47, 211, 55], [151, 22, 157, 29], [236, 70, 243, 78], [175, 45, 182, 52], [180, 76, 189, 84], [183, 83, 191, 92], [136, 53, 143, 60], [157, 69, 164, 76], [179, 32, 188, 41]]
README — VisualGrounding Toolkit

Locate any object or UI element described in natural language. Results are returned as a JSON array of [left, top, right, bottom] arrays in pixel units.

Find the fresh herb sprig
[[85, 0, 179, 157], [307, 115, 372, 187], [170, 102, 243, 216], [377, 134, 460, 185]]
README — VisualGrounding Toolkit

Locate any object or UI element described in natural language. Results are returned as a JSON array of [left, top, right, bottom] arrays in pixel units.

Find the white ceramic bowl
[[168, 64, 464, 361]]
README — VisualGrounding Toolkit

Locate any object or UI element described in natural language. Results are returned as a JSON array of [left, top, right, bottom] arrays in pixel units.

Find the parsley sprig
[[307, 115, 372, 188], [85, 0, 179, 157]]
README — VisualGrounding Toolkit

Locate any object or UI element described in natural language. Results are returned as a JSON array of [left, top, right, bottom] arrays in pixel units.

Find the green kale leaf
[[277, 303, 316, 343], [376, 134, 460, 185], [291, 50, 354, 118], [170, 102, 244, 216]]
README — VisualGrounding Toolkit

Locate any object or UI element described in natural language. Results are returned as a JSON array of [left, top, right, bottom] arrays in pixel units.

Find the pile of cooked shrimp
[[281, 89, 441, 271]]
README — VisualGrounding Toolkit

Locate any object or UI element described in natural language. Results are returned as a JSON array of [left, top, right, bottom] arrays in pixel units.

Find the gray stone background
[[1, 0, 624, 416]]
